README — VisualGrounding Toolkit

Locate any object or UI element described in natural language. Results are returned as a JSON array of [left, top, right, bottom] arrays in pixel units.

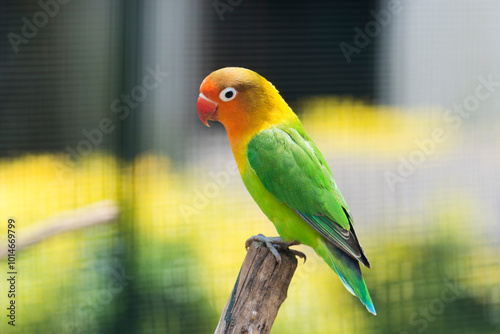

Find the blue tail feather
[[323, 240, 376, 315]]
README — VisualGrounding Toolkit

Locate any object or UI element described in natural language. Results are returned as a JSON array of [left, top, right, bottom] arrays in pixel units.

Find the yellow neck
[[226, 98, 298, 174]]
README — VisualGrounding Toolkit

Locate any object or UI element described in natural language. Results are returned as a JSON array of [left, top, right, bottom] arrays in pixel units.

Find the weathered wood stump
[[215, 240, 299, 334]]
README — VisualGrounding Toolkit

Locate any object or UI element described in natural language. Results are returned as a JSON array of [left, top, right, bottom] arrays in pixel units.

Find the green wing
[[247, 124, 370, 268]]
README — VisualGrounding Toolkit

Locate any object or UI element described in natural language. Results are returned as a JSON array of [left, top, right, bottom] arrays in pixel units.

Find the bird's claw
[[289, 249, 307, 263], [246, 233, 283, 263], [245, 234, 305, 264]]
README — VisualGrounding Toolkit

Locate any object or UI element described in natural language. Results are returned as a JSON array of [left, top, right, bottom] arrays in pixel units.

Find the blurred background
[[1, 0, 499, 333]]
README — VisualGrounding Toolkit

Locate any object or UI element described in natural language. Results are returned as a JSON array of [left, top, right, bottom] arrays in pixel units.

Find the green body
[[241, 119, 376, 315]]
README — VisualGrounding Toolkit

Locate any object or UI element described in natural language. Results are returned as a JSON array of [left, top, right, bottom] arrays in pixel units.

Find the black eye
[[219, 87, 237, 101]]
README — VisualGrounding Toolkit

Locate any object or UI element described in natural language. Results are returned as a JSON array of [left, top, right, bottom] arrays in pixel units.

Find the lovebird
[[197, 67, 376, 315]]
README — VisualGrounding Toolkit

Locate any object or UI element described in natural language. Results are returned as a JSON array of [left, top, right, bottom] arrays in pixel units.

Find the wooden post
[[215, 240, 298, 334]]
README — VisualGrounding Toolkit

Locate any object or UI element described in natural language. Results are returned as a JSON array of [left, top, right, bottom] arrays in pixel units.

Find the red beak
[[197, 93, 218, 127]]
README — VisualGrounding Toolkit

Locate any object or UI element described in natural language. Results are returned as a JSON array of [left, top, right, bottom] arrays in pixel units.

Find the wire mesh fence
[[0, 1, 499, 333]]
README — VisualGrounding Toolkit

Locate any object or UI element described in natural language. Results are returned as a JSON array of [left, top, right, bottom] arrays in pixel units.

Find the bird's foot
[[245, 234, 306, 264]]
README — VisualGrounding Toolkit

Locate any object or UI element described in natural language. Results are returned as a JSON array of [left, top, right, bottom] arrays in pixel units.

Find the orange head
[[197, 67, 295, 140]]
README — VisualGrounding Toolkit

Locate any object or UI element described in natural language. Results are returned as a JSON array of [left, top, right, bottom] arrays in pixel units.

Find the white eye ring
[[219, 87, 238, 102]]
